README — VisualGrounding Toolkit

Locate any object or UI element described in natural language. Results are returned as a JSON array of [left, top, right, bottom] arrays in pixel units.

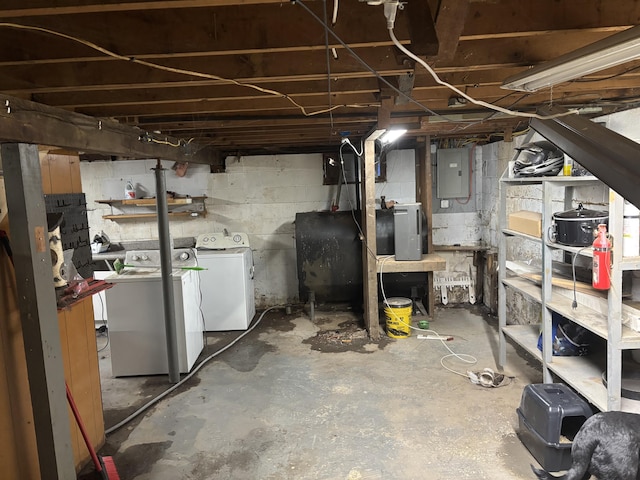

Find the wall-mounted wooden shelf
[[376, 254, 446, 273], [97, 196, 206, 220]]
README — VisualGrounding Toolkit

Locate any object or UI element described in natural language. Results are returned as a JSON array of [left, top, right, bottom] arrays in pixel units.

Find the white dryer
[[196, 232, 256, 331]]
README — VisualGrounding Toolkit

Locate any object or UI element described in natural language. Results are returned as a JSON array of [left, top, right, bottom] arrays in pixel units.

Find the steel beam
[[1, 143, 75, 479]]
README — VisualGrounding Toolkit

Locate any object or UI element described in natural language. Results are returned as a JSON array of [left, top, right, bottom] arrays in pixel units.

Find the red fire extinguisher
[[593, 223, 611, 290]]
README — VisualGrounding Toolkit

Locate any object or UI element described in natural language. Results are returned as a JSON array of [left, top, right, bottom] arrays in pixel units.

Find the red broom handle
[[66, 382, 103, 472]]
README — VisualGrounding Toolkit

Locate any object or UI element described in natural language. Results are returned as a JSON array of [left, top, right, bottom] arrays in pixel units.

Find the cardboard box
[[508, 210, 542, 237]]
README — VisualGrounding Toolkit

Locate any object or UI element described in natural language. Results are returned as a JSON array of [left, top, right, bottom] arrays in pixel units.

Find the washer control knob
[[141, 254, 149, 261], [179, 252, 190, 261], [130, 254, 139, 261]]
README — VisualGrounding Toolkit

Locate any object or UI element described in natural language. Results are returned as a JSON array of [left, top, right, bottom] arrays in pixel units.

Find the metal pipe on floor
[[154, 160, 180, 384], [309, 291, 315, 322]]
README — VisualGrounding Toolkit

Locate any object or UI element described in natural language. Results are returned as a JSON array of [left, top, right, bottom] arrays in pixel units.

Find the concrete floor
[[90, 304, 544, 480]]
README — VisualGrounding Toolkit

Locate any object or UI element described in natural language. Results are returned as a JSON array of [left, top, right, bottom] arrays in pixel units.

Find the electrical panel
[[436, 148, 470, 199]]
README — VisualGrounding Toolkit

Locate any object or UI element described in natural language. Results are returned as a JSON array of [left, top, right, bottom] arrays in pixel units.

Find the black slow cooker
[[551, 203, 608, 247]]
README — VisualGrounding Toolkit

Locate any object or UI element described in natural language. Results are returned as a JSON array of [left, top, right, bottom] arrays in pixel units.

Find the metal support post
[[154, 160, 180, 384], [2, 143, 75, 479]]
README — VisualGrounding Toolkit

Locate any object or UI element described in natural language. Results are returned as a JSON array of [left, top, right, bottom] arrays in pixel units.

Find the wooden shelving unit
[[97, 196, 206, 220], [498, 171, 640, 412]]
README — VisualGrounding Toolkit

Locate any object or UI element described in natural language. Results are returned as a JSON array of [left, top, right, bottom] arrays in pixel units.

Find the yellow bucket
[[384, 297, 412, 339]]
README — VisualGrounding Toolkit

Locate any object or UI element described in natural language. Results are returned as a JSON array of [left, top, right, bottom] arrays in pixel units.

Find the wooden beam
[[0, 0, 290, 17], [2, 30, 625, 99], [406, 0, 439, 56], [0, 48, 412, 93], [377, 97, 394, 130], [461, 1, 639, 37], [32, 78, 382, 109], [433, 0, 469, 62], [0, 95, 215, 163], [0, 3, 410, 60], [362, 130, 383, 340], [415, 137, 436, 316], [138, 114, 380, 131]]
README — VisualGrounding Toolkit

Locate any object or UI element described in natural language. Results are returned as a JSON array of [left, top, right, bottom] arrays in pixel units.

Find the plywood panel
[[59, 297, 105, 471], [82, 299, 105, 448], [57, 308, 81, 468], [0, 237, 41, 480], [47, 154, 74, 194], [39, 149, 82, 195]]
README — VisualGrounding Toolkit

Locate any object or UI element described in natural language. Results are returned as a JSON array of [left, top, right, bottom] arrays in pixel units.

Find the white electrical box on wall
[[436, 148, 470, 199]]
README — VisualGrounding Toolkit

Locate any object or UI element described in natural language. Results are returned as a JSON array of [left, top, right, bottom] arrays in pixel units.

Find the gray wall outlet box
[[436, 148, 470, 199], [394, 203, 422, 261]]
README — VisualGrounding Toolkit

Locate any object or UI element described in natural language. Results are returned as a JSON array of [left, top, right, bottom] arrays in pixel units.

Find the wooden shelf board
[[547, 295, 640, 349], [97, 196, 205, 206], [502, 228, 542, 243], [503, 277, 542, 303], [502, 328, 640, 413], [546, 355, 611, 411], [433, 245, 488, 252], [376, 254, 446, 273], [545, 355, 640, 413], [103, 211, 202, 220], [546, 241, 594, 257], [502, 324, 541, 360], [506, 260, 602, 297], [500, 176, 601, 186], [622, 256, 640, 271], [122, 198, 193, 206], [503, 276, 640, 347]]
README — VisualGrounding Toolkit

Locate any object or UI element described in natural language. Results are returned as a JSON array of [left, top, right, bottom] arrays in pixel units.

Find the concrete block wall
[[374, 149, 416, 206], [81, 159, 211, 241], [86, 119, 632, 311], [604, 108, 640, 143], [81, 151, 418, 307]]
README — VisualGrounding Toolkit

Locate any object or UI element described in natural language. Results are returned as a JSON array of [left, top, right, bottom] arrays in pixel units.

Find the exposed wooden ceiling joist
[[0, 0, 639, 155]]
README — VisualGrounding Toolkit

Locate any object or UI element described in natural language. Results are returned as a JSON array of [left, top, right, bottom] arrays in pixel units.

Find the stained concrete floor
[[91, 304, 544, 480]]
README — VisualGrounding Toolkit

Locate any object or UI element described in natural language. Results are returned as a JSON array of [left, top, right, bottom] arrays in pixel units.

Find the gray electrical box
[[436, 148, 470, 199], [394, 203, 422, 261]]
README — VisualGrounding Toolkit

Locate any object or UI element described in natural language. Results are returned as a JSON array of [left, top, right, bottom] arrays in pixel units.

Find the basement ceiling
[[1, 0, 640, 157]]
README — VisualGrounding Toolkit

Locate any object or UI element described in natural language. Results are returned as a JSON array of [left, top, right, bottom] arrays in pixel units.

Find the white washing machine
[[92, 270, 110, 328], [104, 248, 203, 376], [196, 232, 256, 331]]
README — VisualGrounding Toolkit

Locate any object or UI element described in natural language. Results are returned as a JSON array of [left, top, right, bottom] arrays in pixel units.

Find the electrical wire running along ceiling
[[2, 0, 640, 157]]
